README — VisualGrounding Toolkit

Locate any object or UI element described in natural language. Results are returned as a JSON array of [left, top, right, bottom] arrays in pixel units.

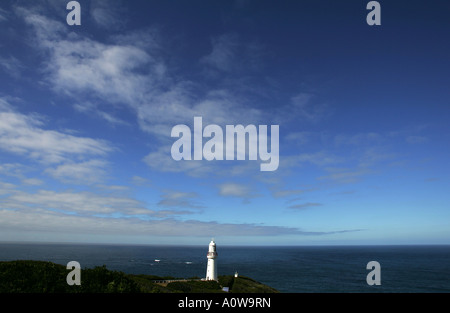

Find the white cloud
[[157, 190, 204, 210], [44, 159, 109, 184], [0, 99, 114, 185], [0, 162, 27, 179], [0, 106, 112, 164], [0, 181, 16, 196], [0, 179, 361, 238], [19, 10, 267, 140], [136, 88, 265, 138], [21, 178, 44, 186], [48, 39, 155, 104], [19, 9, 164, 110], [2, 188, 150, 216], [217, 183, 259, 202], [0, 208, 358, 238], [18, 7, 66, 41]]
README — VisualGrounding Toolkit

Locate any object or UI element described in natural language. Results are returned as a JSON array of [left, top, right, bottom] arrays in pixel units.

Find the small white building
[[205, 239, 218, 281]]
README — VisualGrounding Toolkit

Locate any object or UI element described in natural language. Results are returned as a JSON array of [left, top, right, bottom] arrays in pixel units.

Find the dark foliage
[[0, 260, 139, 293], [0, 260, 278, 293]]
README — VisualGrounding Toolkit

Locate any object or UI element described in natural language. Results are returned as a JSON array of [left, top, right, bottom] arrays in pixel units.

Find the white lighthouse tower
[[205, 239, 218, 281]]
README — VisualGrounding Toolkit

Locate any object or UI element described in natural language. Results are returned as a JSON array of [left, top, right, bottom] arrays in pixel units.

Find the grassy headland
[[0, 260, 278, 293]]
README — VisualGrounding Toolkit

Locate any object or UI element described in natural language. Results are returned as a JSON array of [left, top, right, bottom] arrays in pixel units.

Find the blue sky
[[0, 0, 449, 245]]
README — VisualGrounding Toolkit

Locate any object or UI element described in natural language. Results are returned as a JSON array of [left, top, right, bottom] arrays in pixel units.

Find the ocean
[[0, 243, 449, 293]]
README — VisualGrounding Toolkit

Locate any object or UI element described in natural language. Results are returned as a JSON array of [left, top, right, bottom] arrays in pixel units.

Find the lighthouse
[[205, 239, 218, 281]]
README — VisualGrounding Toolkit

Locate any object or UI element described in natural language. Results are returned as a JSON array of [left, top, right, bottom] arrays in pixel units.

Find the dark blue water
[[1, 243, 449, 292]]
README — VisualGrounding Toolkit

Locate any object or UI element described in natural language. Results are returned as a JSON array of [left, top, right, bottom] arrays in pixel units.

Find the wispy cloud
[[0, 98, 114, 186], [44, 159, 109, 185], [0, 207, 362, 237], [21, 178, 44, 186], [90, 0, 127, 30], [0, 102, 112, 165], [288, 202, 323, 210], [289, 93, 331, 123], [73, 102, 128, 126], [0, 178, 361, 238], [131, 175, 150, 186], [143, 145, 263, 178], [283, 151, 343, 169], [0, 55, 23, 78], [318, 167, 370, 184], [19, 9, 267, 142], [272, 188, 306, 198], [406, 135, 428, 144], [157, 190, 205, 210], [1, 188, 150, 216], [284, 131, 316, 145], [143, 145, 216, 177], [0, 8, 9, 22], [334, 132, 383, 147], [217, 182, 259, 203], [201, 33, 239, 72], [18, 7, 162, 115]]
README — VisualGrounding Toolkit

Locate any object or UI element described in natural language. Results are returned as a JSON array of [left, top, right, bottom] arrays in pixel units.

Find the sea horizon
[[2, 240, 449, 248]]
